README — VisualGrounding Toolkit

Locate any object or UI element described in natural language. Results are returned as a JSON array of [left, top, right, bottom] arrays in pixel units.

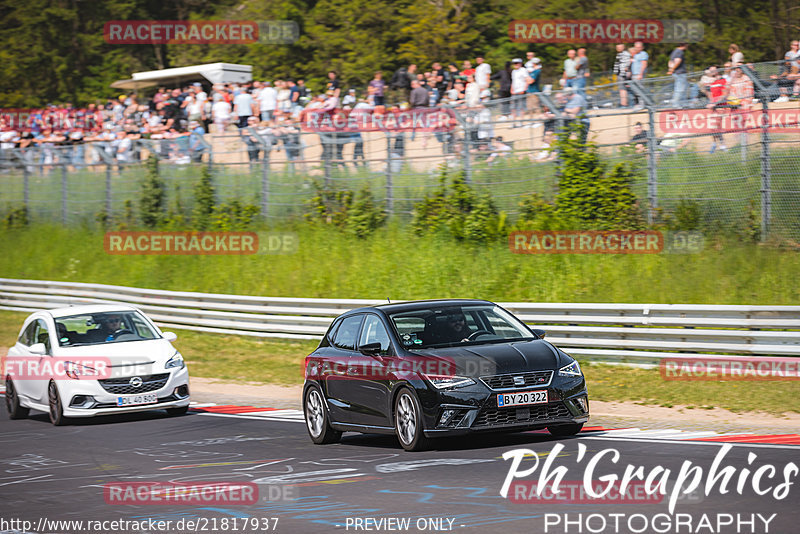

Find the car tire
[[394, 388, 430, 452], [167, 406, 189, 416], [304, 386, 341, 444], [547, 422, 584, 436], [5, 377, 29, 419], [48, 381, 67, 426]]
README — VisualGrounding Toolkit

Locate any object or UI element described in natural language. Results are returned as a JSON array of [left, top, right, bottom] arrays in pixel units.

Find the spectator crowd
[[1, 38, 798, 170]]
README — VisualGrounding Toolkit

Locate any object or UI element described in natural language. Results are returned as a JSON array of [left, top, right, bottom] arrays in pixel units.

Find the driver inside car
[[439, 312, 472, 344], [86, 314, 125, 342]]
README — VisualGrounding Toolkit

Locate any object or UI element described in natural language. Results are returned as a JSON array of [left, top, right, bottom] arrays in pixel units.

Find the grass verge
[[1, 224, 799, 303], [2, 311, 797, 415]]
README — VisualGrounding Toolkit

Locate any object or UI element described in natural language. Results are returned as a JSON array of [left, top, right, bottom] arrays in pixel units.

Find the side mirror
[[532, 329, 546, 339], [29, 343, 47, 355], [359, 342, 383, 355], [162, 332, 178, 342]]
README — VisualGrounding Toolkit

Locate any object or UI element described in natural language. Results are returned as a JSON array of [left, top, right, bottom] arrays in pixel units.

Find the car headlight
[[425, 375, 475, 389], [65, 361, 100, 380], [165, 352, 185, 370], [558, 360, 582, 377]]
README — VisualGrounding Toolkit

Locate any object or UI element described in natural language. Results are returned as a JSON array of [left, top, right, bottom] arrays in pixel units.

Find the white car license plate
[[117, 393, 158, 407], [497, 390, 548, 407]]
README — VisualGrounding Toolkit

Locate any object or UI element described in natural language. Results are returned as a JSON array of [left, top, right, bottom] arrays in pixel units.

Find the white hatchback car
[[5, 304, 190, 425]]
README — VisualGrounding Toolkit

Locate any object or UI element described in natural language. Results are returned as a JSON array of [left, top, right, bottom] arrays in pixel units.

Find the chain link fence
[[1, 61, 798, 241]]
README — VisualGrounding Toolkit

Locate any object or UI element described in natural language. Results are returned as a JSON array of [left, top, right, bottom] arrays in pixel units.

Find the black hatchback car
[[302, 299, 589, 451]]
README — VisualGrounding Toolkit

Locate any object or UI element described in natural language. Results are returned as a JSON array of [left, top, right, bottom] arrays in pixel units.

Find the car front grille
[[473, 402, 571, 428], [98, 373, 170, 394], [479, 370, 553, 390]]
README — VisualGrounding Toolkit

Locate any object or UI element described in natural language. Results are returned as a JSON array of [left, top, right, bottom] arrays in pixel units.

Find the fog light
[[575, 396, 589, 413], [439, 409, 456, 425], [69, 395, 95, 408], [174, 385, 190, 399]]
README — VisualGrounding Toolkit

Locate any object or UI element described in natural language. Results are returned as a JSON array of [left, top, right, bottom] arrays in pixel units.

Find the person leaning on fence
[[241, 116, 263, 162]]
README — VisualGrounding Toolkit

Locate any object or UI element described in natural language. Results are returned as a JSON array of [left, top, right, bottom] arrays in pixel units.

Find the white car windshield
[[55, 311, 160, 346], [389, 304, 535, 349]]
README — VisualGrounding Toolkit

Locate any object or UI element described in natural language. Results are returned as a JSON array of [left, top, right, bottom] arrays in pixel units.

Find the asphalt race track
[[1, 400, 798, 534]]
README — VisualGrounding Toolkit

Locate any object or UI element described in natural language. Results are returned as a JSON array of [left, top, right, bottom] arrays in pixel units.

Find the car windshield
[[388, 304, 535, 349], [55, 311, 160, 346]]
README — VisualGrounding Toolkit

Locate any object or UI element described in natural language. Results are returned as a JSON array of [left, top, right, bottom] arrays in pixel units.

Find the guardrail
[[2, 278, 799, 367]]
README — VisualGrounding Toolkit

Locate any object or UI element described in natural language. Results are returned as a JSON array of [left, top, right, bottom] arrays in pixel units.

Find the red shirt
[[710, 78, 726, 101]]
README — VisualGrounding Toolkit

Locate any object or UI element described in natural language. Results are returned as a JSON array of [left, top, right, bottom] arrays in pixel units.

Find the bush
[[193, 166, 216, 231], [305, 181, 386, 238], [3, 206, 29, 229], [517, 122, 645, 230], [139, 155, 166, 228], [412, 167, 504, 242], [211, 200, 260, 231]]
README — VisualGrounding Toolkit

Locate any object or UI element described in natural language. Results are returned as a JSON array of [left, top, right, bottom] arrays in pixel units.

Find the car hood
[[52, 339, 177, 377], [412, 339, 567, 377]]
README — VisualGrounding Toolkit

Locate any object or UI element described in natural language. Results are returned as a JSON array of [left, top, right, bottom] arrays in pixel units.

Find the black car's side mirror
[[532, 328, 546, 339], [359, 342, 383, 355]]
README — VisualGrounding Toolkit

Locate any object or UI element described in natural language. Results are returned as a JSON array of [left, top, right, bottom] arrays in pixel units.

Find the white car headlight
[[426, 375, 475, 389], [65, 361, 101, 379], [558, 361, 582, 377], [165, 352, 185, 370]]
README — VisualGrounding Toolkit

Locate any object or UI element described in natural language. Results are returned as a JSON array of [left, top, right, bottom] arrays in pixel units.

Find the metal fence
[[2, 278, 800, 367], [1, 61, 798, 240]]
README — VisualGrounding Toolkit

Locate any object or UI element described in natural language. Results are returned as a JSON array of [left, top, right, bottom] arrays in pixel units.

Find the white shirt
[[258, 87, 278, 111], [731, 52, 744, 66], [233, 93, 254, 117], [212, 100, 231, 120], [465, 82, 480, 107], [475, 62, 491, 88], [511, 67, 530, 94]]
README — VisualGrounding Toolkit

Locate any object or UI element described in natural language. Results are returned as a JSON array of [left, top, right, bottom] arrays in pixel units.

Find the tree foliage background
[[1, 0, 798, 106]]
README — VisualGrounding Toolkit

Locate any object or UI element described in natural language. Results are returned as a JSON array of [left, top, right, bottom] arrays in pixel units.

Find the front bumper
[[58, 367, 190, 418], [420, 374, 589, 437]]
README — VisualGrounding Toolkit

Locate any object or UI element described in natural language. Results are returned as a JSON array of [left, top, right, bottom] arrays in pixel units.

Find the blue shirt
[[631, 51, 649, 77]]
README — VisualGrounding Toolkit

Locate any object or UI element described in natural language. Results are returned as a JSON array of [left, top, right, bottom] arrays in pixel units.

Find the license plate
[[497, 390, 548, 407], [117, 393, 158, 406]]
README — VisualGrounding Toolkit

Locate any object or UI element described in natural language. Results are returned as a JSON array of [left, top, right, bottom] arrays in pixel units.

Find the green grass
[[0, 223, 799, 303], [3, 311, 796, 414]]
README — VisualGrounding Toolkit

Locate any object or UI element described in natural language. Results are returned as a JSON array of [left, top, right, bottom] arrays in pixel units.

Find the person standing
[[368, 71, 386, 106], [630, 41, 649, 108], [667, 43, 689, 108], [613, 43, 632, 107], [475, 55, 492, 92], [510, 58, 532, 127], [233, 88, 255, 128], [562, 49, 578, 89], [728, 44, 744, 66], [491, 61, 512, 117]]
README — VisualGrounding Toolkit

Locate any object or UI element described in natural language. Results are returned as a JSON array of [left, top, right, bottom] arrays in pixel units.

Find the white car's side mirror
[[162, 332, 178, 342], [29, 343, 47, 355]]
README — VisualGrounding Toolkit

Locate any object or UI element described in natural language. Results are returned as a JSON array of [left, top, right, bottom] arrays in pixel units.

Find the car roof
[[44, 304, 140, 319], [348, 299, 495, 316]]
